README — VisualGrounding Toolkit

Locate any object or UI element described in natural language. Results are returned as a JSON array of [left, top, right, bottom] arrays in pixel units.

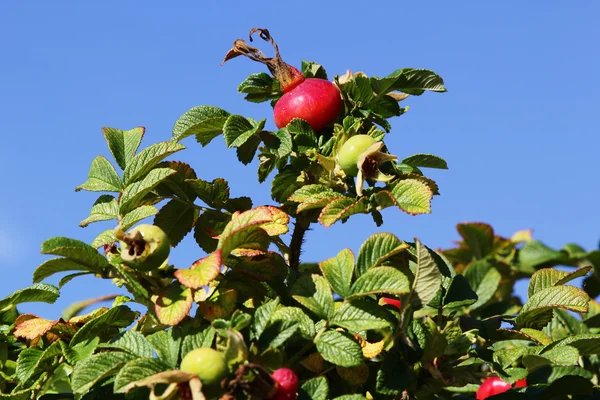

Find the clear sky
[[1, 2, 599, 317]]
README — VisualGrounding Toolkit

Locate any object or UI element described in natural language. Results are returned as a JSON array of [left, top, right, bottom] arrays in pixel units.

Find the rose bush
[[1, 28, 599, 400]]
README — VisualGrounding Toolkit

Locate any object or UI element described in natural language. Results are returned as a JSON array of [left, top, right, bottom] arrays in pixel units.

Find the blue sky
[[1, 2, 599, 317]]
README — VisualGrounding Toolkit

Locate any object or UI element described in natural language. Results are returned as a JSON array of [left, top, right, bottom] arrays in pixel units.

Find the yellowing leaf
[[14, 317, 57, 340], [152, 284, 193, 326], [175, 250, 222, 289]]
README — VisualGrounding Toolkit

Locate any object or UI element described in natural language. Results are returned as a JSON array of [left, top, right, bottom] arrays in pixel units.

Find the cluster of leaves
[[1, 58, 600, 400]]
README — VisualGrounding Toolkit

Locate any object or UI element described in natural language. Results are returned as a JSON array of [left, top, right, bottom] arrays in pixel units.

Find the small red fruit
[[476, 376, 527, 399], [223, 28, 342, 133], [271, 368, 299, 400], [382, 297, 401, 310]]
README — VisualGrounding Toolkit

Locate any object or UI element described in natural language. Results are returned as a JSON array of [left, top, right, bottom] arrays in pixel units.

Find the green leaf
[[519, 240, 568, 271], [298, 376, 329, 400], [230, 252, 288, 282], [457, 222, 494, 259], [122, 141, 185, 184], [236, 134, 261, 165], [528, 365, 593, 385], [172, 105, 230, 144], [346, 75, 374, 104], [71, 351, 136, 394], [372, 68, 446, 96], [100, 330, 153, 358], [33, 258, 94, 283], [411, 239, 443, 307], [79, 195, 119, 227], [302, 61, 328, 79], [315, 330, 363, 367], [70, 305, 139, 346], [536, 345, 580, 366], [319, 249, 354, 298], [258, 153, 277, 183], [401, 154, 448, 169], [152, 283, 193, 326], [60, 337, 99, 365], [0, 389, 33, 400], [91, 229, 117, 249], [318, 197, 368, 228], [291, 274, 335, 319], [154, 199, 199, 247], [75, 156, 122, 192], [528, 266, 592, 297], [272, 306, 316, 339], [331, 299, 394, 331], [464, 261, 502, 310], [0, 283, 60, 309], [551, 333, 600, 356], [147, 329, 182, 369], [349, 267, 410, 298], [59, 272, 92, 288], [181, 326, 216, 357], [289, 185, 345, 213], [223, 115, 265, 148], [111, 263, 149, 300], [253, 298, 280, 339], [175, 251, 222, 289], [187, 177, 230, 209], [376, 179, 433, 215], [121, 205, 158, 230], [376, 350, 410, 396], [41, 236, 108, 270], [114, 358, 170, 393], [271, 166, 302, 203], [119, 167, 176, 214], [356, 233, 409, 278], [193, 210, 229, 253], [260, 320, 299, 349], [103, 126, 144, 170], [443, 275, 478, 308], [237, 72, 281, 103], [16, 341, 62, 383], [516, 286, 590, 329]]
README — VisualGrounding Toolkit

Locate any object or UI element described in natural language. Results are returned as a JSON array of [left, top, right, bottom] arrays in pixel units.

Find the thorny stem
[[289, 216, 310, 271]]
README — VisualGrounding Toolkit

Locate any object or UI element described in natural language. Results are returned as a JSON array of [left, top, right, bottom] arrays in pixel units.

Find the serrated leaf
[[236, 134, 261, 165], [186, 177, 230, 208], [289, 185, 345, 213], [253, 298, 279, 339], [401, 154, 448, 169], [70, 305, 138, 345], [119, 167, 176, 214], [223, 115, 265, 148], [372, 68, 446, 96], [319, 197, 368, 227], [467, 263, 501, 310], [411, 239, 443, 307], [103, 126, 145, 170], [376, 179, 433, 215], [0, 283, 60, 309], [76, 156, 122, 192], [356, 233, 409, 277], [260, 320, 299, 349], [71, 351, 136, 394], [59, 272, 92, 288], [114, 358, 170, 393], [443, 275, 478, 308], [16, 347, 42, 383], [319, 249, 354, 298], [193, 210, 229, 253], [519, 240, 568, 271], [152, 283, 193, 326], [271, 306, 315, 339], [516, 286, 590, 329], [537, 345, 580, 366], [100, 330, 153, 358], [181, 326, 216, 357], [154, 160, 198, 202], [172, 105, 230, 143], [33, 258, 94, 283], [298, 376, 329, 400], [456, 222, 494, 259], [528, 266, 592, 298], [121, 205, 158, 230], [230, 252, 288, 281], [291, 274, 335, 319], [175, 250, 222, 289], [154, 199, 199, 246], [331, 299, 394, 331], [237, 72, 281, 103], [79, 195, 119, 227], [147, 329, 182, 369], [316, 330, 363, 367], [60, 337, 99, 365], [551, 333, 600, 355], [122, 141, 185, 185], [349, 267, 410, 298], [271, 167, 302, 203], [41, 236, 108, 270], [217, 206, 289, 256], [301, 61, 328, 79], [13, 317, 56, 340], [91, 229, 117, 249]]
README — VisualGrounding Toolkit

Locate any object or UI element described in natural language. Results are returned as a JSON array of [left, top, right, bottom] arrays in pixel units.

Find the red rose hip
[[223, 28, 342, 133], [271, 368, 299, 400], [476, 376, 527, 399]]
